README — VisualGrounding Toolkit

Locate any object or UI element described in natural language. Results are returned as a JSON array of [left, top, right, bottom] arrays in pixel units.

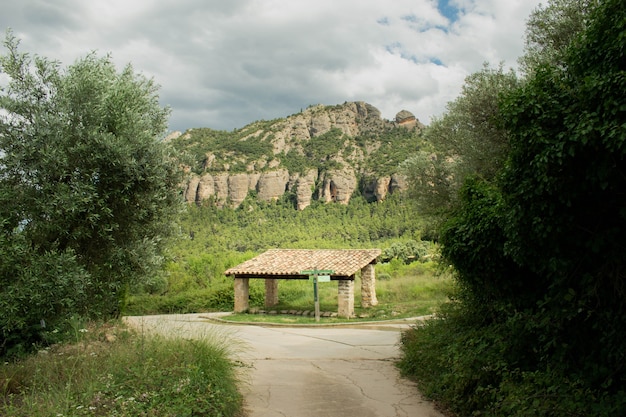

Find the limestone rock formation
[[257, 169, 290, 202], [184, 175, 200, 203], [321, 167, 357, 205], [213, 173, 229, 207], [390, 173, 409, 193], [178, 101, 422, 209], [374, 176, 392, 202], [228, 173, 251, 208], [196, 173, 214, 201], [295, 169, 318, 210], [395, 110, 423, 130]]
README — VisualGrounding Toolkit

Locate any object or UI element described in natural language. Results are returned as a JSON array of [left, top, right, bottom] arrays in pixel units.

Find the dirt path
[[124, 313, 444, 417]]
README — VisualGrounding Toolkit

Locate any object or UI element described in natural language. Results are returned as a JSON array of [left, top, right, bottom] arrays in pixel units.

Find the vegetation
[[400, 64, 519, 216], [171, 127, 275, 173], [0, 33, 182, 357], [171, 103, 425, 181], [127, 193, 441, 315], [399, 0, 626, 415], [0, 321, 242, 417]]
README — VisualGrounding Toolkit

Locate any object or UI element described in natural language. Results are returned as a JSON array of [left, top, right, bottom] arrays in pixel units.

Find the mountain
[[170, 101, 425, 210]]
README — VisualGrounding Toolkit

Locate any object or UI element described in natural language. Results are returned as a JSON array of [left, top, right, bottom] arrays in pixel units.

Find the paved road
[[124, 313, 444, 417]]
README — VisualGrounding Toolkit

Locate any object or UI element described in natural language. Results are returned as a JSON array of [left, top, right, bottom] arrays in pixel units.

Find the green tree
[[402, 64, 519, 215], [0, 33, 182, 355], [401, 0, 626, 414], [499, 0, 626, 373], [520, 0, 596, 73]]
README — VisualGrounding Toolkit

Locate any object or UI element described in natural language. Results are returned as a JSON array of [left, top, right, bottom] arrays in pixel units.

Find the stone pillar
[[361, 263, 378, 308], [234, 277, 250, 313], [265, 279, 279, 308], [337, 279, 355, 318]]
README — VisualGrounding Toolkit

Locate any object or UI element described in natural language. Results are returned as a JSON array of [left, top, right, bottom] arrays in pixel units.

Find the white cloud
[[0, 0, 542, 131]]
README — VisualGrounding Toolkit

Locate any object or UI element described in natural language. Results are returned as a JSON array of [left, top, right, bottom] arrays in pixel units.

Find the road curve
[[124, 313, 445, 417]]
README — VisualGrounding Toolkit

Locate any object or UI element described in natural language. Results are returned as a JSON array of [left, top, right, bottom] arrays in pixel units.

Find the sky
[[1, 0, 542, 133]]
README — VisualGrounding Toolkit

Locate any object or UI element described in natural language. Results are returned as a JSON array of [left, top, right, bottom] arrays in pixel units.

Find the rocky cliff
[[172, 101, 424, 209]]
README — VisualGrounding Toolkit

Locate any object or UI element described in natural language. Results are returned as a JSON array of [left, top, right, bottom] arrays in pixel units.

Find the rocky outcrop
[[257, 169, 290, 202], [184, 168, 410, 209], [228, 173, 251, 208], [213, 173, 229, 207], [185, 176, 200, 203], [294, 169, 318, 210], [390, 173, 409, 193], [321, 167, 357, 205], [196, 173, 214, 201], [180, 102, 420, 209], [374, 176, 392, 202]]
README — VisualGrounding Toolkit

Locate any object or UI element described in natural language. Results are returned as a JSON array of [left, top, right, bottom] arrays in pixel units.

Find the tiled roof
[[224, 249, 381, 277]]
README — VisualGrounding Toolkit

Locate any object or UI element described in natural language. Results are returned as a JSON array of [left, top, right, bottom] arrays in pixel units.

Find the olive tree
[[520, 0, 596, 73], [0, 33, 182, 355], [401, 64, 519, 215]]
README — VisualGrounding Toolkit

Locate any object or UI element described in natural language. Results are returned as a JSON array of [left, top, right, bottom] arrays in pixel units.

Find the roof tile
[[224, 249, 381, 277]]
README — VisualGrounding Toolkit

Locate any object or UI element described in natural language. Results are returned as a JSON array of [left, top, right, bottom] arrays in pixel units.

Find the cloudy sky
[[1, 0, 542, 133]]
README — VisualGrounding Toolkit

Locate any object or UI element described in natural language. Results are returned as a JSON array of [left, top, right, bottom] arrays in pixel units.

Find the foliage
[[0, 33, 182, 357], [126, 281, 265, 315], [128, 194, 439, 314], [438, 178, 539, 309], [380, 239, 432, 264], [171, 127, 274, 173], [398, 302, 619, 417], [0, 232, 91, 358], [401, 64, 519, 215], [179, 193, 424, 257], [0, 322, 243, 417], [520, 0, 596, 73], [400, 0, 626, 415], [357, 126, 423, 175], [497, 0, 626, 399]]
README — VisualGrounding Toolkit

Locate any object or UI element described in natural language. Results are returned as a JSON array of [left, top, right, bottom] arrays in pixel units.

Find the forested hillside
[[129, 193, 437, 310], [171, 102, 425, 209]]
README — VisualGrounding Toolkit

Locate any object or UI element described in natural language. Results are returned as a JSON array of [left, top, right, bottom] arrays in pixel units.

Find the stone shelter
[[224, 249, 381, 318]]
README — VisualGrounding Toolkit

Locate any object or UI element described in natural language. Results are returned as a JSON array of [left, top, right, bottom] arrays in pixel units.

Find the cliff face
[[175, 102, 424, 209]]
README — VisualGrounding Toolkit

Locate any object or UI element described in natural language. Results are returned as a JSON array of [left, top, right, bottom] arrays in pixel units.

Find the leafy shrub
[[0, 233, 91, 358], [400, 304, 626, 416], [381, 239, 431, 264], [126, 282, 265, 315]]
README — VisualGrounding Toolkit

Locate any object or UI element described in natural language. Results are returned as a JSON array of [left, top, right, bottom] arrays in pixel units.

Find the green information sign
[[300, 269, 334, 275], [308, 275, 331, 282], [300, 269, 335, 322]]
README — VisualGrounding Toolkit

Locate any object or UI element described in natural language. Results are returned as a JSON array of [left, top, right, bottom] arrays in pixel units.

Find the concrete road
[[124, 313, 445, 417]]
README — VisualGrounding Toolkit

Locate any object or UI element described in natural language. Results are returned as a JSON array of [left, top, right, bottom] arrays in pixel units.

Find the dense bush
[[380, 239, 431, 264], [0, 34, 181, 357], [400, 0, 626, 415]]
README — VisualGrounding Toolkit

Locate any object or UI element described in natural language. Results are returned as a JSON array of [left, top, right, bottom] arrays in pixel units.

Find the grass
[[0, 321, 243, 417]]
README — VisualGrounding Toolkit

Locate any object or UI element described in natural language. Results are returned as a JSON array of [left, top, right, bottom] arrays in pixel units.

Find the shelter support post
[[265, 279, 279, 308], [234, 277, 250, 313], [360, 263, 378, 308], [337, 279, 355, 318]]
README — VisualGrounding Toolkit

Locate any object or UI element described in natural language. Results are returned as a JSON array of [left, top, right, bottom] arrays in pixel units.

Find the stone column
[[337, 279, 355, 318], [265, 279, 279, 308], [234, 277, 250, 313], [361, 263, 378, 308]]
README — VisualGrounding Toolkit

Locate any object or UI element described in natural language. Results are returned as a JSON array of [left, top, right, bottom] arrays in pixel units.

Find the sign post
[[300, 268, 334, 322]]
